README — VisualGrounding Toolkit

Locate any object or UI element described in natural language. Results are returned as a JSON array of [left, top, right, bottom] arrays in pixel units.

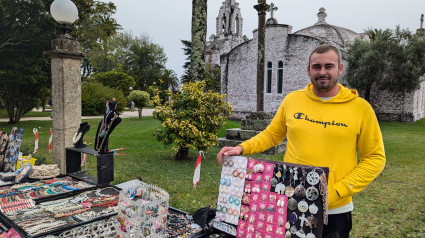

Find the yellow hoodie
[[240, 83, 386, 210]]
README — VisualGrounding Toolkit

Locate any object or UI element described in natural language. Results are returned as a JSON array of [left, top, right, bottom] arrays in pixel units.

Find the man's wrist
[[237, 145, 244, 155]]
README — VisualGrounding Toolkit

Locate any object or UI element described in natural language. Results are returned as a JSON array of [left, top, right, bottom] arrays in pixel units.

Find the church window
[[235, 15, 240, 35], [267, 62, 272, 93], [222, 15, 227, 34], [278, 61, 283, 93]]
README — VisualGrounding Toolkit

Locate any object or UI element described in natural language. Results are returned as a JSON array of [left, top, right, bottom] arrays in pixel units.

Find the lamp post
[[44, 0, 86, 174]]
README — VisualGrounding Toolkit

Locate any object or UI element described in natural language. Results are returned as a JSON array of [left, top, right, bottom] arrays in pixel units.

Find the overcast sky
[[102, 0, 424, 79]]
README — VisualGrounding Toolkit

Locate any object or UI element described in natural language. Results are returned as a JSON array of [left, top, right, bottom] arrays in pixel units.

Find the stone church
[[206, 0, 425, 122]]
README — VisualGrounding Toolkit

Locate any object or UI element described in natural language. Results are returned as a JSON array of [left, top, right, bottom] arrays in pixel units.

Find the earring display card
[[215, 156, 329, 238], [216, 156, 247, 226]]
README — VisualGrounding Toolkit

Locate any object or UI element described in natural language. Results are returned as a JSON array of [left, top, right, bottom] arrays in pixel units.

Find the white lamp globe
[[129, 87, 133, 91], [50, 0, 79, 25]]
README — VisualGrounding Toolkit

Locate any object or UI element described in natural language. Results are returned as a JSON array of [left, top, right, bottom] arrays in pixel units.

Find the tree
[[128, 90, 150, 119], [346, 29, 392, 102], [73, 1, 121, 78], [124, 35, 168, 91], [81, 82, 126, 116], [151, 81, 232, 160], [181, 39, 192, 83], [0, 0, 55, 123], [205, 63, 221, 92], [181, 40, 220, 92], [382, 27, 425, 92], [89, 71, 136, 96], [190, 0, 208, 81], [36, 87, 52, 112], [161, 69, 179, 92], [0, 0, 119, 123], [346, 27, 425, 102]]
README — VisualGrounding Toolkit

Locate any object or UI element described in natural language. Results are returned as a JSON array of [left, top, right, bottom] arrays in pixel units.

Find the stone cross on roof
[[267, 3, 278, 19], [316, 7, 327, 25]]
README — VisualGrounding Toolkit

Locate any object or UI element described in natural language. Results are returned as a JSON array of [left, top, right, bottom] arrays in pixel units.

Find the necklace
[[96, 113, 118, 151]]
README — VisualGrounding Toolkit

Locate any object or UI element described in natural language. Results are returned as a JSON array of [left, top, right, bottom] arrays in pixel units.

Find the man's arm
[[217, 100, 287, 164], [333, 105, 386, 201]]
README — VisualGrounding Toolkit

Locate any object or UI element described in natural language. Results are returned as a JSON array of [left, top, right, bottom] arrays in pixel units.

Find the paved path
[[0, 109, 154, 122]]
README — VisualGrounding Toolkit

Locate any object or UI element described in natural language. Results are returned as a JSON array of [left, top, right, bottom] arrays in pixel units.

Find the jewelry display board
[[0, 186, 119, 237], [216, 156, 329, 238]]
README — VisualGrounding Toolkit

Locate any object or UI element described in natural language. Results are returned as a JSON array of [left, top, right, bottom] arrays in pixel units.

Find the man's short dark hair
[[309, 44, 341, 66]]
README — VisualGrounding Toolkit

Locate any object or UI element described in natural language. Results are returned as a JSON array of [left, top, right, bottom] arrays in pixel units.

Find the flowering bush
[[151, 81, 232, 160]]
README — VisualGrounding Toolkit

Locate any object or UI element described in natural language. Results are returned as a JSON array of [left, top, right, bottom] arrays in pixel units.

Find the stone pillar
[[254, 0, 270, 112], [44, 36, 85, 174]]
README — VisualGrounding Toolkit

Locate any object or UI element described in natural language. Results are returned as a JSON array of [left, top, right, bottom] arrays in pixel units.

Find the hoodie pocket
[[327, 171, 341, 206]]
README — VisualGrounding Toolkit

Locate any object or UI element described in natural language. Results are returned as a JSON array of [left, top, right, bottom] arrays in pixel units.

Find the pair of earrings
[[277, 198, 285, 207]]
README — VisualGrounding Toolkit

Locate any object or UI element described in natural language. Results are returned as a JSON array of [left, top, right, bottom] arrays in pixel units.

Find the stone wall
[[222, 24, 324, 119], [369, 78, 425, 122]]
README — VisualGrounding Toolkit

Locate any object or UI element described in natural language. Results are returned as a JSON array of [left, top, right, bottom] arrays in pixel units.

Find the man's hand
[[217, 146, 244, 165]]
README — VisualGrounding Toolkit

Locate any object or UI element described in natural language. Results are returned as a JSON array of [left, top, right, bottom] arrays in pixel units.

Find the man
[[130, 101, 135, 112], [217, 44, 386, 237], [111, 98, 118, 113]]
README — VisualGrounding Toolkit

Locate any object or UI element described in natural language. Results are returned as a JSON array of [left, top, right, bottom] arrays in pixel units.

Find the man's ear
[[307, 65, 311, 77], [338, 63, 344, 75]]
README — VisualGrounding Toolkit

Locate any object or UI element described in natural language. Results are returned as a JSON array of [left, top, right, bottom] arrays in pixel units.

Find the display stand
[[66, 147, 114, 185]]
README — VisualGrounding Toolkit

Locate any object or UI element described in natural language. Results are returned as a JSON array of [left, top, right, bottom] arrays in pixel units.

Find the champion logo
[[293, 113, 348, 128]]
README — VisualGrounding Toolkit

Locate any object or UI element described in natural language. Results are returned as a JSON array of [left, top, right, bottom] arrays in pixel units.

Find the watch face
[[15, 164, 33, 183]]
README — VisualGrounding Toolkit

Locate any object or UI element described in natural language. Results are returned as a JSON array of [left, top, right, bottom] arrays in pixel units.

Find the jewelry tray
[[0, 179, 120, 237]]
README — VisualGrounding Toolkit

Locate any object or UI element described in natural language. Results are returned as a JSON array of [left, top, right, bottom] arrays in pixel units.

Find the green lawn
[[0, 117, 424, 237], [0, 109, 51, 118]]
